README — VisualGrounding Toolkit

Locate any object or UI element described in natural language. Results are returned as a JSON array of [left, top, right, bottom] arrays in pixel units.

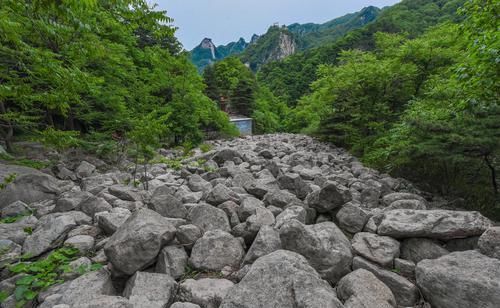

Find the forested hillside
[[258, 0, 466, 106], [0, 0, 236, 158], [201, 0, 499, 218]]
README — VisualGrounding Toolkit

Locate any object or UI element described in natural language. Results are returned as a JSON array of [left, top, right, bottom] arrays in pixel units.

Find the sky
[[154, 0, 401, 50]]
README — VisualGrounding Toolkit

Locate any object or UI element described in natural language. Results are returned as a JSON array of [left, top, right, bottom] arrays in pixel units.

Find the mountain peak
[[200, 38, 215, 49]]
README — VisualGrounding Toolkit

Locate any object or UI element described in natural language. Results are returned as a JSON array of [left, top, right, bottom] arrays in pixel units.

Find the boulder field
[[0, 134, 498, 308]]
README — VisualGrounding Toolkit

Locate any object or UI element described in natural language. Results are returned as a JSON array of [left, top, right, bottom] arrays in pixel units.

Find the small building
[[230, 116, 253, 135]]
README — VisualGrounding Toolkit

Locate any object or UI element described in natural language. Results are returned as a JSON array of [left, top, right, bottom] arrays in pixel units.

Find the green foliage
[[252, 87, 289, 134], [291, 2, 498, 218], [199, 143, 213, 153], [202, 57, 257, 117], [258, 0, 466, 107], [0, 291, 8, 303], [0, 210, 32, 224], [0, 173, 17, 190], [0, 0, 233, 154], [7, 247, 101, 307], [0, 154, 49, 170], [38, 128, 81, 151]]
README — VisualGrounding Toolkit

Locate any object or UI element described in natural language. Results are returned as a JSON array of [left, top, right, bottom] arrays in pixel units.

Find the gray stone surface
[[353, 256, 419, 306], [274, 205, 306, 228], [177, 278, 234, 308], [75, 161, 96, 178], [477, 226, 500, 260], [416, 250, 500, 308], [336, 203, 371, 233], [1, 201, 31, 218], [73, 296, 132, 308], [23, 214, 77, 257], [381, 192, 426, 207], [123, 271, 178, 308], [337, 269, 396, 308], [149, 187, 187, 218], [351, 232, 400, 268], [104, 208, 176, 275], [187, 204, 231, 233], [279, 220, 352, 283], [80, 196, 112, 217], [64, 235, 94, 254], [220, 250, 343, 308], [400, 238, 449, 263], [155, 245, 188, 279], [243, 225, 281, 264], [0, 173, 73, 206], [59, 268, 117, 306], [176, 224, 202, 249], [189, 230, 245, 271], [376, 209, 491, 240], [96, 207, 131, 235], [206, 184, 239, 205], [306, 181, 351, 212]]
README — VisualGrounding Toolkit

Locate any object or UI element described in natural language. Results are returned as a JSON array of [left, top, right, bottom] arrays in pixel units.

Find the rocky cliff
[[190, 6, 382, 72], [0, 134, 499, 308]]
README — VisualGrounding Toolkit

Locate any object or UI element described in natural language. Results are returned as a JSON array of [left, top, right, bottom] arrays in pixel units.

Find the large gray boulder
[[416, 250, 500, 308], [279, 220, 352, 283], [104, 208, 176, 275], [206, 184, 239, 205], [75, 161, 96, 178], [220, 250, 343, 308], [243, 225, 281, 264], [59, 268, 117, 306], [189, 230, 245, 271], [149, 187, 187, 219], [263, 189, 302, 208], [400, 238, 449, 263], [274, 205, 306, 228], [477, 226, 500, 260], [211, 148, 243, 166], [353, 256, 419, 306], [351, 232, 400, 268], [80, 196, 112, 217], [188, 174, 212, 192], [155, 245, 188, 279], [306, 181, 351, 212], [277, 173, 311, 199], [0, 173, 73, 207], [375, 210, 491, 240], [336, 203, 371, 233], [337, 269, 396, 308], [0, 215, 38, 245], [96, 207, 131, 235], [23, 214, 77, 257], [123, 272, 178, 308], [187, 204, 231, 233], [177, 278, 234, 308], [72, 296, 132, 308], [381, 192, 426, 207]]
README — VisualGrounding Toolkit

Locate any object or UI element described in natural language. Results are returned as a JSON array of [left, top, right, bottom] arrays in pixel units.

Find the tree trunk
[[484, 155, 498, 196], [0, 101, 14, 153]]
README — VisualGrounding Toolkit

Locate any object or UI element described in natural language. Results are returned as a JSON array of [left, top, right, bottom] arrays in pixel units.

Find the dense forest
[[0, 0, 498, 218], [0, 0, 237, 160]]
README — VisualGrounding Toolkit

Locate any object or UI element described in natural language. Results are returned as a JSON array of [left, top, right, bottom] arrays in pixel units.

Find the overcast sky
[[154, 0, 401, 50]]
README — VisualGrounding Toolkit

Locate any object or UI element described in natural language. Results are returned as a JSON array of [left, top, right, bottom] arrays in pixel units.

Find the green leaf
[[15, 275, 35, 286], [23, 290, 37, 301], [14, 285, 28, 301], [0, 291, 8, 303]]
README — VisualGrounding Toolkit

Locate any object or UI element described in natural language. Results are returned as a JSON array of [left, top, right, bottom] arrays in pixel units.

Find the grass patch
[[0, 153, 49, 170], [5, 247, 102, 307]]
